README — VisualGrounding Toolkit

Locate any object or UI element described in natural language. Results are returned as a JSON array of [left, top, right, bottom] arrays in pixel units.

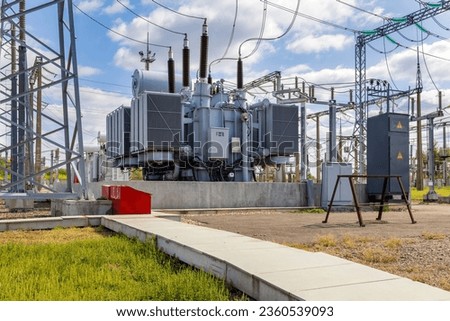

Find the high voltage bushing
[[182, 36, 190, 87], [237, 58, 243, 89], [167, 48, 175, 93], [199, 21, 208, 80]]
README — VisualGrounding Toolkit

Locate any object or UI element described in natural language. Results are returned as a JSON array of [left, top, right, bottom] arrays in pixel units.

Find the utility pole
[[443, 124, 448, 186], [416, 49, 424, 191], [315, 116, 321, 182]]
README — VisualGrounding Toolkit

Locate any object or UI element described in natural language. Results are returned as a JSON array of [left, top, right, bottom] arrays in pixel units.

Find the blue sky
[[20, 1, 450, 150]]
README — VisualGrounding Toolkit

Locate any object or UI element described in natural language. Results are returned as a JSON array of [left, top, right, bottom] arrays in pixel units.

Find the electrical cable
[[367, 42, 399, 54], [78, 77, 130, 89], [376, 32, 450, 62], [239, 0, 301, 59], [73, 3, 170, 48], [239, 0, 268, 59], [151, 0, 205, 21], [403, 42, 450, 62], [397, 29, 430, 42], [209, 0, 239, 71], [382, 35, 399, 90], [432, 16, 450, 31], [262, 0, 359, 33], [418, 18, 441, 92], [116, 0, 186, 36], [414, 22, 448, 40], [335, 0, 390, 21], [415, 0, 450, 31]]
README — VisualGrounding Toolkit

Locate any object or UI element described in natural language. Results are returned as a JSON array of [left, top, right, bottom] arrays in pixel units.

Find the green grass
[[0, 228, 237, 301], [410, 186, 450, 200]]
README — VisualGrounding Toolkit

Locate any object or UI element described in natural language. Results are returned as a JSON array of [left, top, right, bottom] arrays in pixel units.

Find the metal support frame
[[328, 100, 337, 163], [0, 0, 87, 199], [323, 175, 416, 227], [354, 37, 366, 175], [300, 102, 307, 181], [412, 110, 444, 200]]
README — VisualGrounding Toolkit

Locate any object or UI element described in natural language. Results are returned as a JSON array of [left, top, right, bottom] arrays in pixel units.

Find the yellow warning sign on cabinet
[[397, 152, 404, 160], [396, 121, 403, 129]]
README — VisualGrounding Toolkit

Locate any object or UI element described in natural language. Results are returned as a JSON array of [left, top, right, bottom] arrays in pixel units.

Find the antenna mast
[[139, 32, 156, 70]]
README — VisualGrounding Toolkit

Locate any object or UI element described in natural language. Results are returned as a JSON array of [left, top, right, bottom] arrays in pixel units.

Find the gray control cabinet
[[321, 162, 353, 208], [367, 113, 409, 201]]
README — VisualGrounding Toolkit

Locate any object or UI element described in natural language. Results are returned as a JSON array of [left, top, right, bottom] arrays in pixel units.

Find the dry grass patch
[[421, 231, 446, 240], [361, 248, 397, 264], [287, 233, 450, 292], [0, 226, 113, 245]]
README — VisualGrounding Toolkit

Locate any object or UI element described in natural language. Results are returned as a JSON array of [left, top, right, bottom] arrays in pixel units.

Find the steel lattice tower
[[353, 1, 450, 175], [0, 0, 86, 199]]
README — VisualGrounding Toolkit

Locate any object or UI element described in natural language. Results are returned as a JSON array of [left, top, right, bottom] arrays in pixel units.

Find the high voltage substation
[[1, 1, 450, 208]]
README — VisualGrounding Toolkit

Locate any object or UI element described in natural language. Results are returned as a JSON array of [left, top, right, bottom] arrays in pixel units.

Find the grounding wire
[[209, 0, 240, 72], [239, 0, 300, 59], [73, 4, 170, 48], [151, 0, 205, 21], [116, 0, 185, 36]]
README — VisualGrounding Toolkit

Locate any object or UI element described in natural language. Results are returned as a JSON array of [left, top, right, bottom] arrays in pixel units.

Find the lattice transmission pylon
[[0, 0, 86, 199], [351, 1, 450, 176]]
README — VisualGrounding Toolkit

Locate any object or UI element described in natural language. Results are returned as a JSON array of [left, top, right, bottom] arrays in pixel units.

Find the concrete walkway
[[1, 214, 450, 300], [101, 214, 450, 301]]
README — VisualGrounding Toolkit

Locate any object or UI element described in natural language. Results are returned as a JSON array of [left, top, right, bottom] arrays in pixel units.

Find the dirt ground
[[182, 203, 450, 291], [181, 203, 450, 244]]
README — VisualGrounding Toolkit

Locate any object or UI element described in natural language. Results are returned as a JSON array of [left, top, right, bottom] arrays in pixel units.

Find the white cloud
[[76, 0, 104, 13], [78, 66, 102, 77], [287, 34, 354, 54], [103, 0, 131, 15], [78, 87, 131, 137]]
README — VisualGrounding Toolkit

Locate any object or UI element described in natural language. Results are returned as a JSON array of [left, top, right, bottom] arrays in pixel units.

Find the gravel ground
[[0, 201, 51, 220]]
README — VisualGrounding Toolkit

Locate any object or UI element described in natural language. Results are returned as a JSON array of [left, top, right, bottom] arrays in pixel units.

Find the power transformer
[[105, 22, 299, 181], [367, 113, 410, 201]]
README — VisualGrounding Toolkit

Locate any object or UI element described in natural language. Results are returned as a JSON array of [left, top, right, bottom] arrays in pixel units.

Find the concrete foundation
[[51, 199, 112, 216], [86, 181, 368, 210], [5, 199, 34, 211]]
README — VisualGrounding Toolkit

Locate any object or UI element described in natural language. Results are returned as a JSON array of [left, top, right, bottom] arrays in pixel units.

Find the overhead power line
[[262, 0, 359, 33], [151, 0, 205, 21], [239, 0, 268, 59], [73, 3, 170, 48], [209, 0, 240, 71], [240, 0, 301, 59], [335, 0, 390, 21], [116, 0, 186, 36]]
